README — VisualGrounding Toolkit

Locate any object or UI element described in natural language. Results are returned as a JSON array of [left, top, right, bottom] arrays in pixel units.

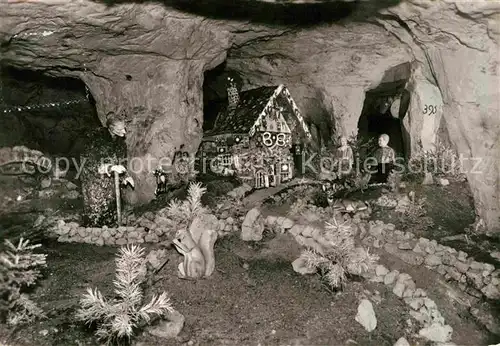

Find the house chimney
[[227, 77, 239, 111]]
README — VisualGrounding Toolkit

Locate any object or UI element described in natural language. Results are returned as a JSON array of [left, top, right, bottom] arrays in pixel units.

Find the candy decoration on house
[[200, 84, 312, 189], [226, 77, 240, 113]]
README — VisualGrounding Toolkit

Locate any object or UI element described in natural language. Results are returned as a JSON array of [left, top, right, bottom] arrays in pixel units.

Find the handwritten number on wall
[[423, 105, 437, 115]]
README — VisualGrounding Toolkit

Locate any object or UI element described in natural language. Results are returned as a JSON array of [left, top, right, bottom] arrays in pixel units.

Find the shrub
[[404, 139, 465, 182], [164, 182, 208, 231], [76, 245, 174, 345], [298, 217, 378, 290], [0, 238, 46, 326]]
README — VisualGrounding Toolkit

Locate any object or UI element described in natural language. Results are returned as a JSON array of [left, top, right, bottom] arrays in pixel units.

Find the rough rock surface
[[0, 0, 498, 231], [80, 128, 127, 226]]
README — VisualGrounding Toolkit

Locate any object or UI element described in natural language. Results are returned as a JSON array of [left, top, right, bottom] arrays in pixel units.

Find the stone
[[418, 323, 453, 343], [375, 265, 389, 277], [413, 288, 427, 297], [393, 282, 406, 297], [466, 271, 484, 289], [438, 178, 450, 186], [292, 257, 317, 275], [458, 251, 468, 262], [393, 337, 410, 346], [481, 283, 500, 300], [385, 243, 424, 266], [147, 309, 185, 339], [384, 270, 399, 285], [241, 208, 263, 241], [355, 299, 377, 332], [398, 242, 413, 250], [453, 261, 469, 274], [403, 287, 415, 298], [405, 297, 424, 310], [425, 254, 442, 266]]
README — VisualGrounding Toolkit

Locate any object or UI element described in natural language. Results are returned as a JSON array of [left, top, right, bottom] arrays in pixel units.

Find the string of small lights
[[0, 66, 91, 114]]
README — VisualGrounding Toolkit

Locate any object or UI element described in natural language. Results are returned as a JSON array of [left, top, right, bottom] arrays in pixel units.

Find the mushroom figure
[[98, 163, 134, 225]]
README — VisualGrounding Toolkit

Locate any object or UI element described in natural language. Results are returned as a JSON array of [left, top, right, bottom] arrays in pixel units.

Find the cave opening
[[357, 63, 411, 161], [0, 66, 101, 171], [202, 60, 242, 133]]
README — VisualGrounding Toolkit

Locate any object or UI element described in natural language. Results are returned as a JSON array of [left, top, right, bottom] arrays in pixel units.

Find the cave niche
[[0, 66, 101, 173], [357, 63, 411, 161]]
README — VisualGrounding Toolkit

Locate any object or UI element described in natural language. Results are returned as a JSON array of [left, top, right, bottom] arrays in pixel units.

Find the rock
[[405, 297, 424, 310], [384, 270, 399, 285], [147, 309, 185, 339], [398, 242, 413, 250], [418, 323, 453, 343], [481, 283, 500, 300], [375, 265, 389, 277], [66, 181, 78, 190], [457, 251, 468, 262], [393, 337, 410, 346], [40, 176, 52, 189], [385, 243, 424, 266], [425, 254, 442, 266], [241, 208, 263, 241], [355, 299, 377, 332], [393, 282, 406, 297], [292, 256, 317, 275], [438, 178, 450, 186]]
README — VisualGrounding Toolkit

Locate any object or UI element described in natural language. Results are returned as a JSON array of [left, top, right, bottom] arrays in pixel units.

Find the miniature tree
[[98, 163, 134, 225], [298, 216, 378, 290], [76, 245, 174, 344], [0, 238, 47, 326]]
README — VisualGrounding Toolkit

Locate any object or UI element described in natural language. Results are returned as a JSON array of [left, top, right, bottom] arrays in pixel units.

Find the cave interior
[[0, 66, 99, 175]]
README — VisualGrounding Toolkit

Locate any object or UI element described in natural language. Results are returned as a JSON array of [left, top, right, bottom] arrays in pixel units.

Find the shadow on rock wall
[[91, 0, 402, 26]]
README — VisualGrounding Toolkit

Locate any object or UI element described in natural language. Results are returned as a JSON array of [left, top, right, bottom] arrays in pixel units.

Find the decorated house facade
[[200, 82, 312, 189]]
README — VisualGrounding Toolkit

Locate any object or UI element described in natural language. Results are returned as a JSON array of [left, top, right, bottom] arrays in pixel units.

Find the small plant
[[76, 245, 173, 345], [164, 182, 208, 230], [401, 196, 434, 233], [404, 139, 465, 182], [0, 238, 46, 326], [298, 217, 378, 290], [98, 163, 135, 225]]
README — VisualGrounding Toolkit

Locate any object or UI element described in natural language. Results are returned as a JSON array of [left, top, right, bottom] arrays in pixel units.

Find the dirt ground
[[0, 177, 499, 346]]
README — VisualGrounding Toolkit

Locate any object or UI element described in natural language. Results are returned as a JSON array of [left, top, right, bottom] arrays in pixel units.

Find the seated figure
[[369, 133, 396, 184], [335, 136, 354, 177]]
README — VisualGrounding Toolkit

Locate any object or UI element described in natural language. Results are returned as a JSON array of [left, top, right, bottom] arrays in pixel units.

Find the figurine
[[153, 166, 168, 196], [370, 133, 396, 184], [335, 136, 354, 177], [172, 229, 206, 279], [172, 228, 218, 279]]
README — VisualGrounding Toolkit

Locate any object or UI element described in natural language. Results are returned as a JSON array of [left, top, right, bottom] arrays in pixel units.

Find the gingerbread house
[[199, 83, 312, 189]]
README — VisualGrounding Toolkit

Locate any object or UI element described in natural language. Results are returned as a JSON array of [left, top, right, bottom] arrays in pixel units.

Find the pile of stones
[[361, 220, 500, 301], [371, 265, 453, 344]]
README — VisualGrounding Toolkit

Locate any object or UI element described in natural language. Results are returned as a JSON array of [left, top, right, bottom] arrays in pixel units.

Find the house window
[[280, 163, 291, 181], [219, 154, 232, 166]]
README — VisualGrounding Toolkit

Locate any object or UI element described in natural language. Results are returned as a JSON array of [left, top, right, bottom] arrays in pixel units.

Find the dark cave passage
[[0, 66, 101, 167], [202, 60, 243, 133], [357, 63, 411, 160]]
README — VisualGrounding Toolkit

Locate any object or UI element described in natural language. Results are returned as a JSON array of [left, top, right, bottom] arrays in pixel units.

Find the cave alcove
[[202, 61, 243, 133], [0, 66, 101, 175], [357, 63, 411, 161]]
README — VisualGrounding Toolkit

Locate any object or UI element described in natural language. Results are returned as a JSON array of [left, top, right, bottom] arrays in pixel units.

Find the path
[[242, 177, 316, 208]]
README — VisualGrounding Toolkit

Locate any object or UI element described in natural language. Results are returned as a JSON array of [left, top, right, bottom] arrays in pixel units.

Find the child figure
[[335, 136, 354, 177], [370, 133, 396, 184]]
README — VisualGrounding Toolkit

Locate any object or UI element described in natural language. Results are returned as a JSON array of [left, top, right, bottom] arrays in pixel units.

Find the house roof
[[204, 86, 277, 137]]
